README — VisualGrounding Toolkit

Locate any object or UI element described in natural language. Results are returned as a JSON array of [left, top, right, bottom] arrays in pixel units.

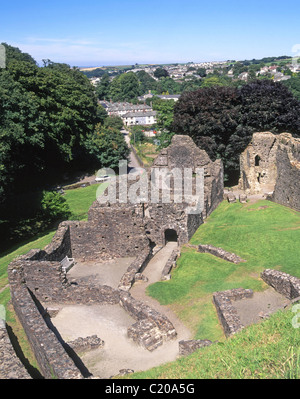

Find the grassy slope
[[126, 307, 300, 379], [63, 183, 101, 220], [147, 200, 300, 341], [2, 191, 300, 379], [127, 199, 300, 379]]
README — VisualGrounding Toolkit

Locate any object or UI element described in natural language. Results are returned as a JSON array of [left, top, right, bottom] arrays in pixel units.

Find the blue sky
[[2, 0, 300, 66]]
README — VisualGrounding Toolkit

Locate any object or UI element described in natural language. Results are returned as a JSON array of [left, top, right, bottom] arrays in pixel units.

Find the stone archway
[[164, 229, 178, 244]]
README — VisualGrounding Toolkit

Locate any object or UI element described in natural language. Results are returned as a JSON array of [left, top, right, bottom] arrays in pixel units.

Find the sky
[[2, 0, 300, 67]]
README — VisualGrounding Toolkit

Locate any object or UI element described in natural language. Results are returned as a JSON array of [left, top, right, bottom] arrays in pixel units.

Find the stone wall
[[261, 269, 300, 300], [198, 244, 246, 264], [239, 132, 300, 212], [178, 339, 213, 356], [151, 135, 224, 220], [69, 203, 150, 262], [272, 135, 300, 212], [161, 249, 179, 280], [0, 321, 32, 379], [24, 222, 72, 262], [239, 132, 278, 195], [118, 249, 153, 291], [119, 291, 177, 351], [213, 288, 253, 337], [8, 260, 83, 379]]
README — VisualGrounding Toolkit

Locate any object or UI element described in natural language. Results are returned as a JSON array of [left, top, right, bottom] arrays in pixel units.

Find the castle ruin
[[239, 132, 300, 211], [4, 134, 224, 379]]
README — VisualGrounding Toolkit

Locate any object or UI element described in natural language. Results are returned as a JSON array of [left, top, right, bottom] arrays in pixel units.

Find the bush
[[40, 191, 71, 223]]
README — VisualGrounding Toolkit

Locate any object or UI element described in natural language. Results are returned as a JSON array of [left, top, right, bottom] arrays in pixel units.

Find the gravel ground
[[233, 287, 290, 326], [50, 244, 192, 378]]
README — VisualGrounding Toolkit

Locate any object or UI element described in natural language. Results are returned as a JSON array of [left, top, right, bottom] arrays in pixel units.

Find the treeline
[[95, 69, 210, 102], [237, 55, 291, 65], [0, 44, 129, 249], [172, 80, 300, 184]]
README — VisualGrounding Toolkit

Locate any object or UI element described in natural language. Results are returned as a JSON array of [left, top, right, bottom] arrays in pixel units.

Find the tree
[[152, 98, 176, 132], [84, 124, 130, 170], [109, 72, 140, 102], [96, 72, 110, 100], [104, 115, 124, 130], [135, 70, 157, 93], [155, 77, 181, 94], [172, 80, 300, 182], [154, 67, 169, 79], [0, 44, 124, 246], [283, 74, 300, 101], [196, 67, 207, 78]]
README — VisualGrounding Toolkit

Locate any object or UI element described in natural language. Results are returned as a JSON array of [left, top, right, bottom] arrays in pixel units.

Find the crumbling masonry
[[4, 135, 224, 379], [239, 132, 300, 211]]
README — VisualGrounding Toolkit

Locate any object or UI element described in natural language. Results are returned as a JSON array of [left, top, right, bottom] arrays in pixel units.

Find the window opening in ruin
[[257, 172, 261, 183], [255, 155, 261, 167], [164, 229, 178, 243]]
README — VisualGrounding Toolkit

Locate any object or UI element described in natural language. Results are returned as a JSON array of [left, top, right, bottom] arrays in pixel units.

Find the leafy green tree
[[135, 70, 157, 93], [96, 72, 111, 100], [84, 124, 130, 169], [96, 105, 108, 124], [1, 42, 36, 66], [155, 77, 181, 94], [40, 190, 71, 223], [152, 98, 176, 132], [283, 74, 300, 101], [0, 44, 129, 245], [109, 72, 140, 102], [196, 67, 207, 78], [154, 67, 169, 79], [104, 115, 124, 130]]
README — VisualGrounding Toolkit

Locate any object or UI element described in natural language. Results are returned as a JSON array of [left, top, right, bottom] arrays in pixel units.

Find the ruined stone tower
[[239, 131, 300, 211], [69, 135, 224, 261]]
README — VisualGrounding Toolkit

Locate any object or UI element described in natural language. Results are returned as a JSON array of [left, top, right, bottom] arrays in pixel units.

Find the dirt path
[[122, 129, 141, 169], [130, 242, 192, 341]]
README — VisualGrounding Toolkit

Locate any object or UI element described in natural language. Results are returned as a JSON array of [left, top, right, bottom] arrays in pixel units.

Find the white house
[[122, 111, 157, 126]]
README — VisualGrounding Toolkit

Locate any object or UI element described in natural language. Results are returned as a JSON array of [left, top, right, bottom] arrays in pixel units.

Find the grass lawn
[[147, 200, 300, 341], [124, 306, 300, 379], [63, 183, 101, 220]]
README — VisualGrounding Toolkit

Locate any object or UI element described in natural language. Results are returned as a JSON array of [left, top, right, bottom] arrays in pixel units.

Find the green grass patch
[[63, 183, 101, 220], [124, 307, 300, 379], [147, 200, 300, 340]]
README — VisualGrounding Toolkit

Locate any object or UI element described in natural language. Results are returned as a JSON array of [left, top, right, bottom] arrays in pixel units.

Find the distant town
[[81, 56, 300, 86], [81, 56, 300, 127]]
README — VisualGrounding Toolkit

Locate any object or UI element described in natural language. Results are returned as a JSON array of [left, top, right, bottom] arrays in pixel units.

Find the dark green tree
[[109, 72, 140, 102], [154, 67, 169, 79], [96, 72, 110, 100], [172, 80, 300, 183], [135, 70, 157, 93], [84, 124, 130, 169]]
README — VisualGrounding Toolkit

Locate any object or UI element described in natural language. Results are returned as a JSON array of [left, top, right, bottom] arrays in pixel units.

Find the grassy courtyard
[[147, 200, 300, 341]]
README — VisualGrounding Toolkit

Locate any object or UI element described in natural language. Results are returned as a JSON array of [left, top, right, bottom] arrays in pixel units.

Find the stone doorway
[[164, 229, 178, 244]]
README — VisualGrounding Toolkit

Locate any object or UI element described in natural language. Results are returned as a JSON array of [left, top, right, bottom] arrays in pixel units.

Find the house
[[100, 101, 153, 117], [238, 72, 249, 81], [123, 111, 157, 126], [156, 94, 181, 101]]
